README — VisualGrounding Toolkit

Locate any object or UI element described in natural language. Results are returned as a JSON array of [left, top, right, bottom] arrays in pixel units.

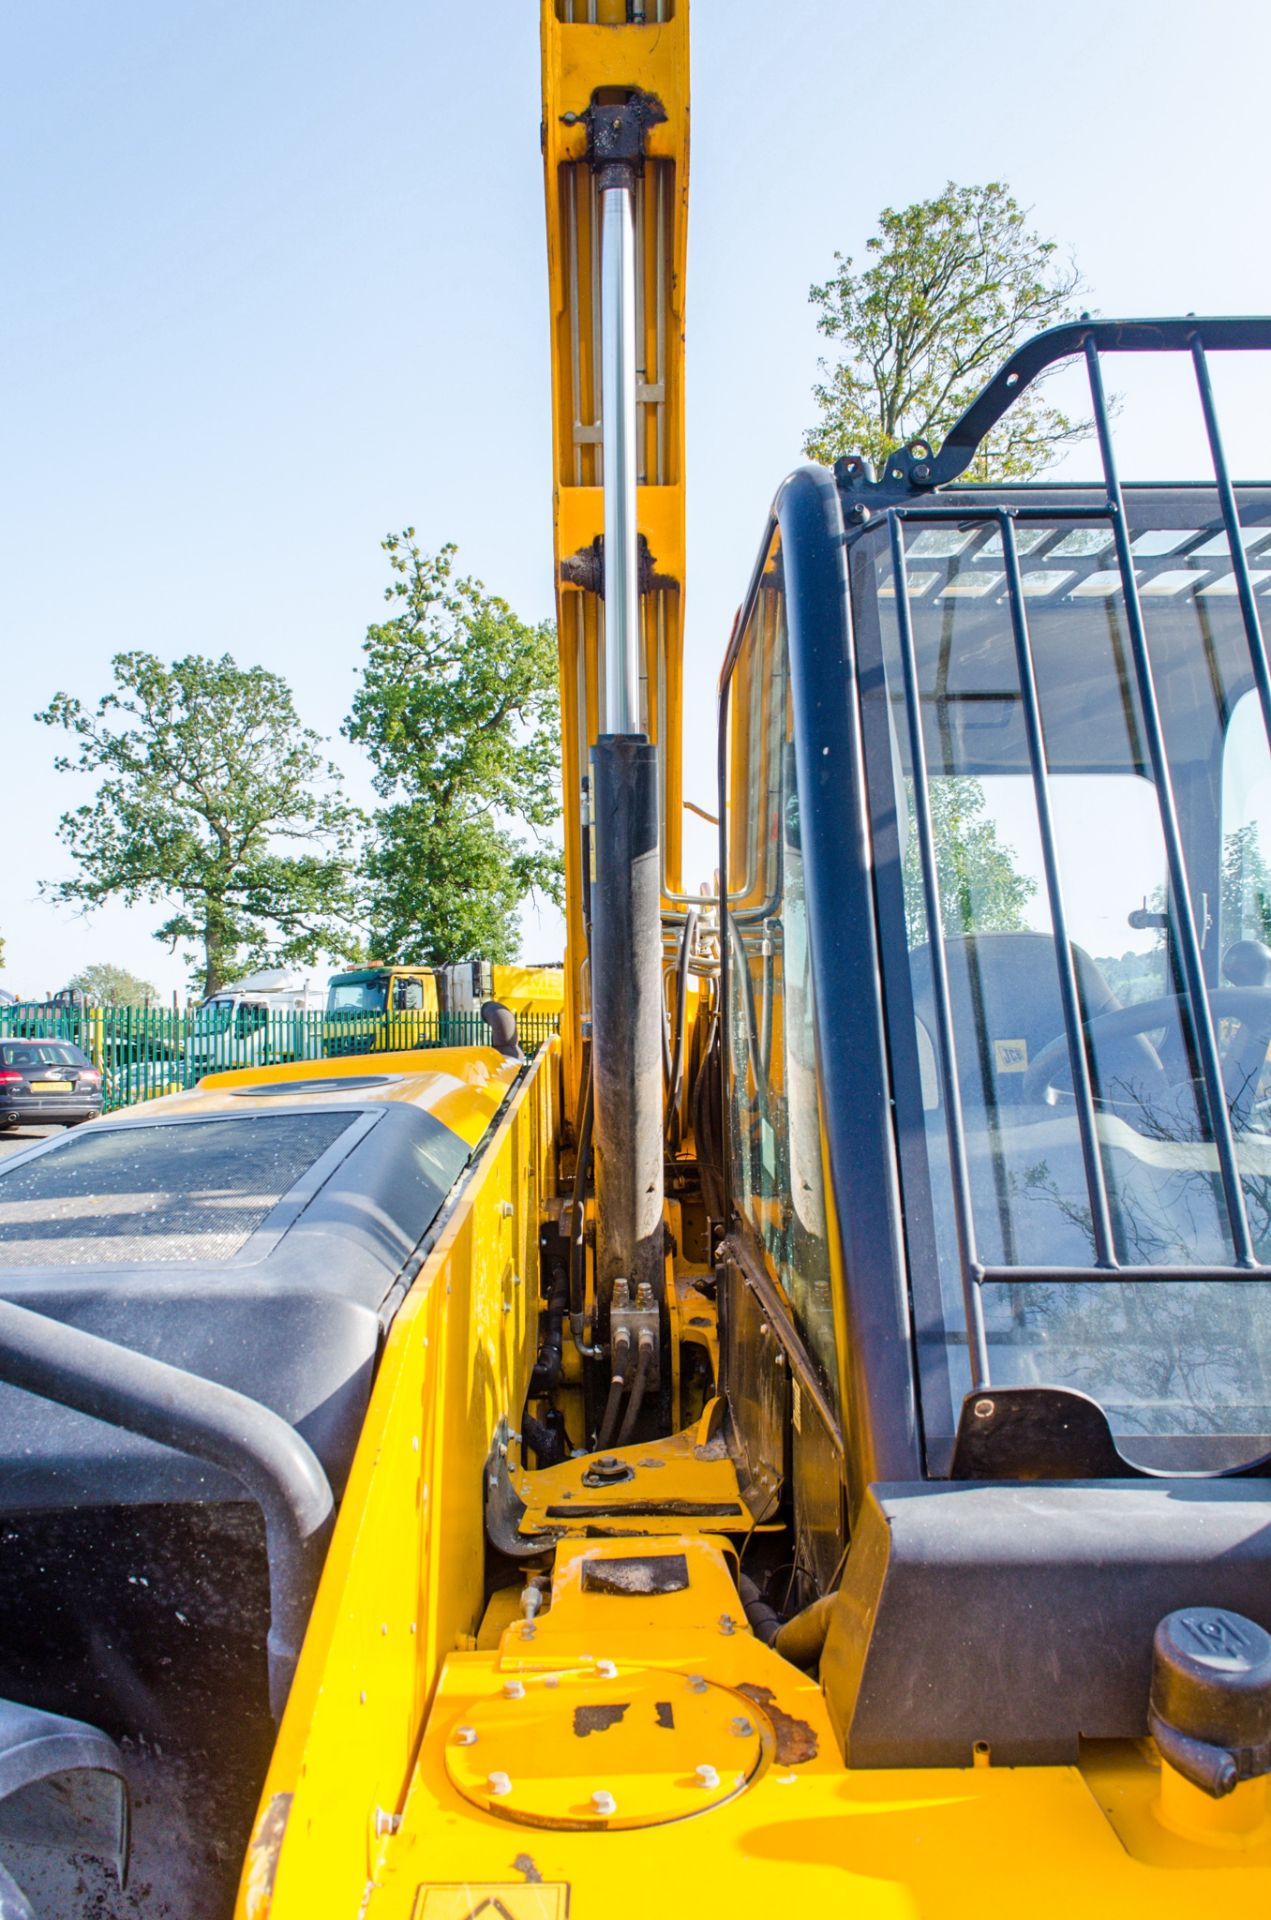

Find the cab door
[[719, 520, 848, 1592]]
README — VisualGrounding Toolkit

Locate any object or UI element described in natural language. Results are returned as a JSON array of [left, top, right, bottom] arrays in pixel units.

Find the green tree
[[1222, 822, 1271, 945], [65, 962, 158, 1007], [38, 652, 364, 996], [804, 181, 1089, 481], [345, 534, 562, 964], [905, 776, 1037, 945]]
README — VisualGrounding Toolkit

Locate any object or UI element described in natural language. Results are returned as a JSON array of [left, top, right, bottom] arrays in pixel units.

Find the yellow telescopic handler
[[2, 5, 1271, 1918]]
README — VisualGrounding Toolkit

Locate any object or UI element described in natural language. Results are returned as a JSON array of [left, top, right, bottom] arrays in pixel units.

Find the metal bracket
[[609, 1276, 660, 1390], [566, 88, 667, 191], [833, 437, 939, 514], [560, 533, 678, 597]]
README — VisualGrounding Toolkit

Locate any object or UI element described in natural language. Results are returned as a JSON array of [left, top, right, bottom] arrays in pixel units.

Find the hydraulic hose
[[595, 1327, 631, 1450], [615, 1329, 654, 1447], [567, 1066, 594, 1331], [738, 1573, 782, 1647], [666, 907, 699, 1144], [773, 1591, 838, 1670]]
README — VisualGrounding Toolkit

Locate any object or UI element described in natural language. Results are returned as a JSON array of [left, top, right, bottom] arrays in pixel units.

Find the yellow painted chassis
[[236, 1041, 1271, 1916]]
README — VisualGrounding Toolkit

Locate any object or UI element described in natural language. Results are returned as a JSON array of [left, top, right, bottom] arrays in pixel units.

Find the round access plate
[[445, 1666, 766, 1830]]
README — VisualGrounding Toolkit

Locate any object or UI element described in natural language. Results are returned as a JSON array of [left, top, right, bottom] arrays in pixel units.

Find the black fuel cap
[[1150, 1608, 1271, 1796]]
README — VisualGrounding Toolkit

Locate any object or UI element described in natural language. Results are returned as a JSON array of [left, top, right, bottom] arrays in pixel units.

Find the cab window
[[724, 530, 839, 1408]]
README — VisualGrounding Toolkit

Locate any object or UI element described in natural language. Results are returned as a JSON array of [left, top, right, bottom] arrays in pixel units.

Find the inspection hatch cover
[[444, 1666, 765, 1830]]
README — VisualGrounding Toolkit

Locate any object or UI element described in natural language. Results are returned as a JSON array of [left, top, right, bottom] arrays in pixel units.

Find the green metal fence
[[0, 1005, 560, 1114]]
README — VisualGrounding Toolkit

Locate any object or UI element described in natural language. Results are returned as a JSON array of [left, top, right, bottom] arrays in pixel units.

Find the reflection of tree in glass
[[994, 1093, 1271, 1439], [905, 777, 1036, 944], [1006, 1265, 1263, 1439], [1131, 825, 1271, 961], [1223, 823, 1271, 945]]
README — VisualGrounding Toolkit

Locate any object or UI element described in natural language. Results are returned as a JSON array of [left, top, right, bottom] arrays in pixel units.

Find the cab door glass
[[725, 532, 839, 1409]]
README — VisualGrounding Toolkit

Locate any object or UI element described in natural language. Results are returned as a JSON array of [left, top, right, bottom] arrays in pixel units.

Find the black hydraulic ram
[[589, 733, 665, 1329], [581, 83, 669, 1341]]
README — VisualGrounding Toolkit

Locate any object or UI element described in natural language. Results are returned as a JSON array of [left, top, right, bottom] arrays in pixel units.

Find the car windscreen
[[326, 977, 388, 1013], [0, 1111, 357, 1267], [857, 493, 1271, 1471], [192, 999, 235, 1032], [1, 1043, 87, 1069]]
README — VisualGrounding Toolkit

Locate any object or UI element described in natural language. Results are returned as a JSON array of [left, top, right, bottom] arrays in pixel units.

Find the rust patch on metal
[[243, 1790, 292, 1915], [581, 1552, 689, 1596], [545, 1500, 742, 1519], [738, 1682, 818, 1764], [573, 1701, 629, 1736], [654, 1700, 675, 1729]]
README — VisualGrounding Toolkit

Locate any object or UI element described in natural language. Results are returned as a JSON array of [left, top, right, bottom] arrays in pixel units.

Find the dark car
[[0, 1037, 103, 1130]]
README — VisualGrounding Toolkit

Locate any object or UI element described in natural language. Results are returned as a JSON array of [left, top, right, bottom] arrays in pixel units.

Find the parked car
[[0, 1037, 103, 1130]]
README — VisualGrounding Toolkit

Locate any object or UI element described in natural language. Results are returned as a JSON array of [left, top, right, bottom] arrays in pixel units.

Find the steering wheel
[[1022, 986, 1271, 1130]]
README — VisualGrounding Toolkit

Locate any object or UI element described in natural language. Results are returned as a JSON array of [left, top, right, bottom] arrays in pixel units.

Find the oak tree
[[805, 181, 1088, 481], [64, 962, 159, 1007], [39, 652, 363, 995], [345, 535, 562, 965]]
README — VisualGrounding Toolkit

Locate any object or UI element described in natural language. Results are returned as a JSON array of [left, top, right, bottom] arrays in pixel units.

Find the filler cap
[[1150, 1608, 1271, 1797]]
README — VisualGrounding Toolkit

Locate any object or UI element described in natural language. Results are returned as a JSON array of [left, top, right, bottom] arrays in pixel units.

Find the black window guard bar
[[881, 317, 1271, 1393], [839, 315, 1271, 505]]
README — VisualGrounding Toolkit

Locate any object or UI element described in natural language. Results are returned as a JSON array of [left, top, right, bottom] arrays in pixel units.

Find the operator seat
[[909, 931, 1162, 1117]]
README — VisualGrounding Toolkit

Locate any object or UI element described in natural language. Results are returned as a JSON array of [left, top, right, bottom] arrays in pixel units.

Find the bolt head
[[503, 1679, 526, 1700], [695, 1764, 720, 1789], [591, 1789, 617, 1816], [488, 1771, 513, 1797], [455, 1726, 478, 1746], [973, 1398, 995, 1420]]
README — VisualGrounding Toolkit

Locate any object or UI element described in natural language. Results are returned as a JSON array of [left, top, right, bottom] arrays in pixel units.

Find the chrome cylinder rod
[[601, 181, 640, 736]]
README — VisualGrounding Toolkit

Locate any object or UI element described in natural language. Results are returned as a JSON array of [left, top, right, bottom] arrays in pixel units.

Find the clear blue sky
[[4, 0, 1270, 998]]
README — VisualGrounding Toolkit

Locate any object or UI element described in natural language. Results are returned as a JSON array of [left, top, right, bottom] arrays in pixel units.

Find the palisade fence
[[0, 1005, 560, 1114]]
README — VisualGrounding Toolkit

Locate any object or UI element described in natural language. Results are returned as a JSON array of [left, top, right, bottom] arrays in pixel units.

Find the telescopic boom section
[[540, 0, 690, 1122]]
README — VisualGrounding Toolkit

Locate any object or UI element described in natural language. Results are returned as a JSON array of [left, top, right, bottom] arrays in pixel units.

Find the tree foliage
[[905, 776, 1037, 945], [1222, 823, 1271, 945], [805, 181, 1088, 481], [38, 652, 363, 996], [65, 962, 158, 1007], [345, 535, 562, 965]]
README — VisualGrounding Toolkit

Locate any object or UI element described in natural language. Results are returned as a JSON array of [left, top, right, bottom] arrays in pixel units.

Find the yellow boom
[[541, 0, 688, 1117]]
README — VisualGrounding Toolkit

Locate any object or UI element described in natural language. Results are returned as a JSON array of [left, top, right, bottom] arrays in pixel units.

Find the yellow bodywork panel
[[236, 1042, 559, 1920], [490, 964, 566, 1017], [299, 1529, 1271, 1919], [155, 1047, 518, 1151]]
